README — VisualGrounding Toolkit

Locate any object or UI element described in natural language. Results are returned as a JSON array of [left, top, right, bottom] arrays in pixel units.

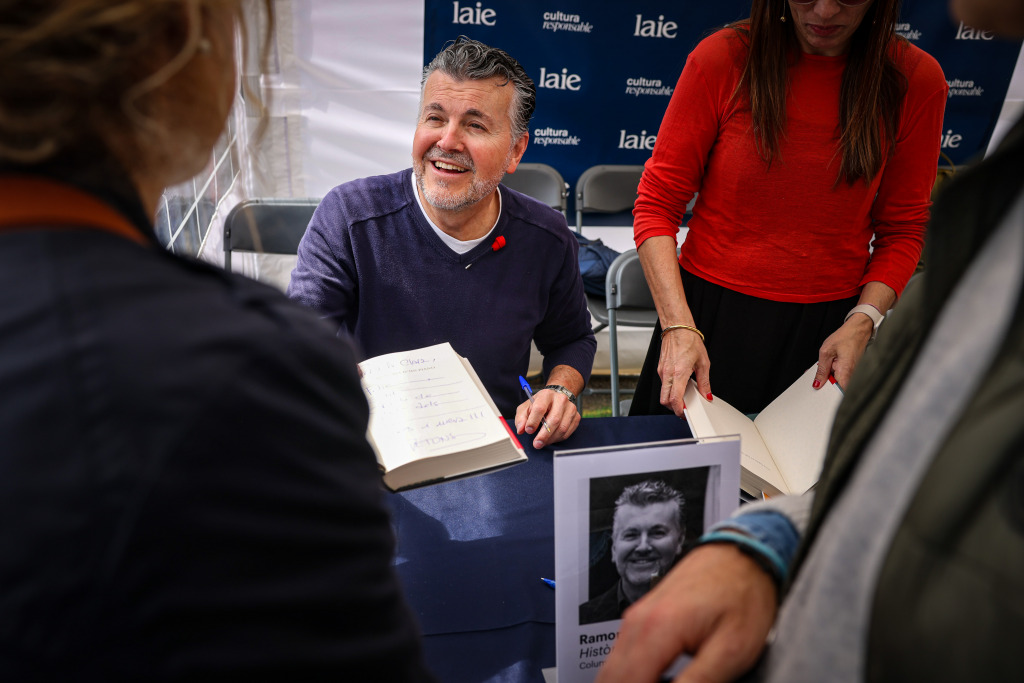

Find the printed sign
[[424, 0, 1022, 197], [552, 436, 741, 681]]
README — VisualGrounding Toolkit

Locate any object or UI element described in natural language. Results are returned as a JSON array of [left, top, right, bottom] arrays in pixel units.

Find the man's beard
[[414, 146, 513, 213]]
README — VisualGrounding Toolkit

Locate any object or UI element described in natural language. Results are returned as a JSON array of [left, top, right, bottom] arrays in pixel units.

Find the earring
[[197, 37, 212, 54], [780, 3, 787, 22]]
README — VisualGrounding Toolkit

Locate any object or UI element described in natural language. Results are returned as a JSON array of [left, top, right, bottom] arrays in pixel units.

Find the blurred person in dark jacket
[[0, 2, 434, 680]]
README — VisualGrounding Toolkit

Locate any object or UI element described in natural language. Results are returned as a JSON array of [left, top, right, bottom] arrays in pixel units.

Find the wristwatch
[[543, 384, 577, 404], [845, 304, 885, 340]]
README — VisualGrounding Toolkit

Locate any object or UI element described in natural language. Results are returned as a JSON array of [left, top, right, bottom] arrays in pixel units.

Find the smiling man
[[580, 480, 685, 625], [288, 38, 595, 448]]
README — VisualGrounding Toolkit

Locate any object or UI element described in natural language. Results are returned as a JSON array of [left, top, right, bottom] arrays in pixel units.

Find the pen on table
[[518, 375, 552, 434], [541, 578, 556, 589]]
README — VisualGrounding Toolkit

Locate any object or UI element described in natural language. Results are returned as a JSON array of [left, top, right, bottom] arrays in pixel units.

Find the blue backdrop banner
[[425, 1, 1022, 203]]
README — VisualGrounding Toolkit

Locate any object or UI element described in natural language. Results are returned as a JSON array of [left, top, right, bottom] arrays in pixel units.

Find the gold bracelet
[[660, 324, 705, 342]]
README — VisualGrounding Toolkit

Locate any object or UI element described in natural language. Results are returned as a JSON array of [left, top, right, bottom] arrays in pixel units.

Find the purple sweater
[[288, 169, 596, 416]]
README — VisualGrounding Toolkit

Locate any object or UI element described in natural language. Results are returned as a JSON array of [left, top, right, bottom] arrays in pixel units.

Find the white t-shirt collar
[[411, 172, 500, 254]]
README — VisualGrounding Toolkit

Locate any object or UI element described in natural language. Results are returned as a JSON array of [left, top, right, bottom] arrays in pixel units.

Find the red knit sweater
[[634, 29, 948, 303]]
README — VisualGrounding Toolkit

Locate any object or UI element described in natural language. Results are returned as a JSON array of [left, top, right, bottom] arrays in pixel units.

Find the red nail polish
[[705, 393, 713, 401], [813, 380, 821, 389]]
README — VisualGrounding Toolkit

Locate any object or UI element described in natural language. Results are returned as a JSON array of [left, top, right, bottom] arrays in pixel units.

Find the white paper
[[359, 342, 509, 470], [754, 366, 843, 494], [683, 365, 843, 496]]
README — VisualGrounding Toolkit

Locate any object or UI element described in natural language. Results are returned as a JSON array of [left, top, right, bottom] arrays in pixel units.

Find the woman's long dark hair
[[733, 0, 908, 184]]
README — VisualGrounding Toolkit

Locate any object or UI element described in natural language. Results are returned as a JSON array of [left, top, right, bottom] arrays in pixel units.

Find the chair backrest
[[605, 249, 655, 312], [575, 164, 645, 232], [502, 163, 569, 216], [604, 249, 657, 416], [223, 198, 320, 271]]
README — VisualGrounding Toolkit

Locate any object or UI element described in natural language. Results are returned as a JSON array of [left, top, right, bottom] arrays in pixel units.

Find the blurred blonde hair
[[0, 0, 272, 167]]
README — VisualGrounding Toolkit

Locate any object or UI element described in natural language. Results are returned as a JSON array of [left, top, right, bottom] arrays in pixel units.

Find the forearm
[[858, 280, 896, 312], [543, 364, 584, 397], [637, 235, 693, 327], [636, 234, 711, 410]]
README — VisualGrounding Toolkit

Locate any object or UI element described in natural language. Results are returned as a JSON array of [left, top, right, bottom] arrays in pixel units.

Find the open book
[[359, 342, 527, 491], [683, 366, 843, 497]]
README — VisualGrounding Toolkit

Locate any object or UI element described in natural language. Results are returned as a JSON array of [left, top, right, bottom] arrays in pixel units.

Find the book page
[[359, 343, 509, 471], [753, 365, 843, 495], [683, 381, 787, 495]]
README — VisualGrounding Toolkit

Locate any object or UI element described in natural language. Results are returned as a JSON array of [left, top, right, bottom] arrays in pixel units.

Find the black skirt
[[629, 267, 858, 416]]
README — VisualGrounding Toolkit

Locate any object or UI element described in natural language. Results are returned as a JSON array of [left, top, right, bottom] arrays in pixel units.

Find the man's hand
[[514, 388, 580, 449], [596, 544, 778, 683], [657, 328, 710, 417]]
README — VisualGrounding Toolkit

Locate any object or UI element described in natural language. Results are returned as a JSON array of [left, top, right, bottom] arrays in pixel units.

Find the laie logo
[[941, 129, 963, 149], [955, 21, 994, 39], [633, 14, 677, 38], [894, 22, 921, 40], [533, 127, 581, 147], [618, 129, 656, 150], [542, 10, 593, 34], [452, 1, 495, 26], [538, 67, 581, 91]]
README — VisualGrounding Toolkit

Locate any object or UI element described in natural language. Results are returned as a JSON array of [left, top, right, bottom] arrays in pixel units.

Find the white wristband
[[845, 304, 885, 340]]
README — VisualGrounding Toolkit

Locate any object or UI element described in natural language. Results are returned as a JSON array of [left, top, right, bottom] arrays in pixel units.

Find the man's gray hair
[[614, 480, 685, 527], [421, 36, 536, 141]]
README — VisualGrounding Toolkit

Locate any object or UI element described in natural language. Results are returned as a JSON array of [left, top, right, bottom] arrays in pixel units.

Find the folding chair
[[502, 162, 569, 218], [574, 164, 645, 233], [605, 250, 658, 416], [223, 198, 320, 271]]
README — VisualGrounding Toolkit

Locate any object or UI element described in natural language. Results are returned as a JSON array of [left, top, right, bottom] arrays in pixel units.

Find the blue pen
[[519, 375, 552, 434], [541, 578, 556, 589]]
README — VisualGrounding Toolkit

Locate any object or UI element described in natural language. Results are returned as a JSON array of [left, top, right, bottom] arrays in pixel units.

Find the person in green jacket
[[596, 0, 1024, 681]]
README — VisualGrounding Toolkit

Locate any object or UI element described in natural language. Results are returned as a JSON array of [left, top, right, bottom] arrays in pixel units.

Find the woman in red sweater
[[630, 0, 947, 416]]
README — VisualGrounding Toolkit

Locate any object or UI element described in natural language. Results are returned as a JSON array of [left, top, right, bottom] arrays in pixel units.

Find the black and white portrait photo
[[579, 467, 709, 625]]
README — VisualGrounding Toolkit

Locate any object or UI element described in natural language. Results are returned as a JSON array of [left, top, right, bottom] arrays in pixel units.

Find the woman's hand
[[814, 282, 895, 390], [658, 327, 710, 417], [636, 236, 710, 416], [814, 315, 872, 389]]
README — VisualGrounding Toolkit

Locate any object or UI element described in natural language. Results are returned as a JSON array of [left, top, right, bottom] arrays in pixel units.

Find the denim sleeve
[[696, 508, 803, 590], [707, 510, 802, 571]]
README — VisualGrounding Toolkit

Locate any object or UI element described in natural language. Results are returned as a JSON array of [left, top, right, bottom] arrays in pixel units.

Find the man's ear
[[504, 132, 529, 174]]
